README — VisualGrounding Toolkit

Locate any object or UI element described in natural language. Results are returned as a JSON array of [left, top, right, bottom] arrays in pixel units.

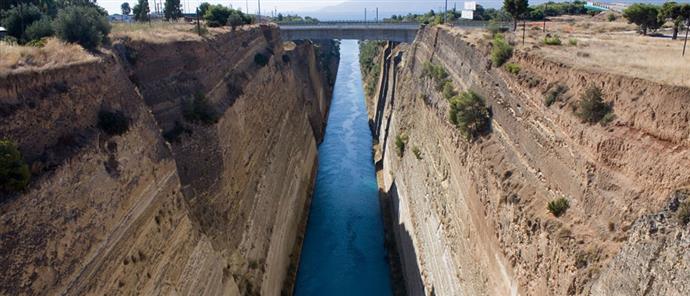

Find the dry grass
[[451, 15, 689, 88], [110, 21, 206, 43], [0, 38, 97, 74]]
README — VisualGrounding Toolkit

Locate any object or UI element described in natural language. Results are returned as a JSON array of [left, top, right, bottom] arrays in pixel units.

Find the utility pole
[[196, 7, 200, 36], [543, 3, 547, 32], [683, 21, 689, 56], [257, 0, 261, 22], [245, 0, 248, 14], [444, 0, 448, 24], [376, 7, 378, 23], [365, 8, 367, 22], [522, 19, 526, 46]]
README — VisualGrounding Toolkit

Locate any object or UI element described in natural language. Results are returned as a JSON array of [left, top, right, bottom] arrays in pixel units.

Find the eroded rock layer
[[369, 27, 690, 295], [0, 25, 338, 295]]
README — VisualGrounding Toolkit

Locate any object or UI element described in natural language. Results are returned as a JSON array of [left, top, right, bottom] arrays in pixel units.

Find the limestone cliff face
[[0, 25, 337, 295], [369, 26, 690, 295]]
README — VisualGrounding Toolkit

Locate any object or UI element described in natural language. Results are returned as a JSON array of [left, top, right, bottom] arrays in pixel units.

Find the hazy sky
[[98, 0, 685, 17]]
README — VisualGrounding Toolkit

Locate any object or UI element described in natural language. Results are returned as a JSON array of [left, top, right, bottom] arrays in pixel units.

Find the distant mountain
[[311, 0, 677, 20]]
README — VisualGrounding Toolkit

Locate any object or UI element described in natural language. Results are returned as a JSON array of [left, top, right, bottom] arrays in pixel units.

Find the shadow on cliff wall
[[384, 180, 427, 296]]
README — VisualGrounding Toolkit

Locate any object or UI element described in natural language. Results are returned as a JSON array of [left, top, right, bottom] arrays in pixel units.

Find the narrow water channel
[[294, 40, 393, 295]]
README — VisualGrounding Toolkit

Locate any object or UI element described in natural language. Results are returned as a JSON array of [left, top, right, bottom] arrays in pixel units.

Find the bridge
[[279, 22, 420, 42], [278, 20, 510, 42]]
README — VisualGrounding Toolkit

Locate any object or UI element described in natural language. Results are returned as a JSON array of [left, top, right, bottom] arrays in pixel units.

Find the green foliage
[[449, 91, 492, 140], [503, 0, 529, 30], [98, 110, 130, 135], [547, 197, 570, 217], [198, 2, 210, 17], [163, 0, 182, 21], [607, 13, 616, 22], [568, 37, 578, 46], [254, 53, 269, 67], [133, 0, 150, 22], [359, 41, 385, 97], [412, 146, 422, 160], [203, 4, 250, 27], [121, 2, 131, 16], [0, 139, 30, 194], [23, 17, 53, 41], [227, 12, 243, 30], [53, 5, 110, 50], [271, 14, 319, 24], [442, 80, 457, 100], [677, 199, 690, 225], [658, 2, 690, 39], [395, 134, 409, 157], [0, 3, 45, 42], [491, 34, 513, 67], [544, 84, 568, 107], [623, 3, 662, 35], [543, 34, 562, 45], [183, 93, 219, 125], [575, 86, 613, 124], [504, 63, 521, 75]]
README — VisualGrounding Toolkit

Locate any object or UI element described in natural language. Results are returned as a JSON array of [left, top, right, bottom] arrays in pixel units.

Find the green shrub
[[254, 53, 269, 67], [677, 199, 690, 225], [53, 6, 111, 50], [0, 3, 44, 43], [23, 17, 53, 42], [421, 61, 449, 82], [543, 34, 562, 45], [544, 84, 568, 107], [449, 91, 492, 140], [607, 13, 616, 22], [204, 4, 232, 27], [504, 63, 521, 75], [568, 38, 578, 46], [395, 134, 409, 157], [442, 80, 457, 100], [412, 146, 422, 160], [491, 34, 513, 67], [547, 197, 569, 217], [227, 12, 243, 31], [575, 86, 613, 124], [0, 139, 30, 194], [183, 92, 219, 124], [98, 110, 130, 135]]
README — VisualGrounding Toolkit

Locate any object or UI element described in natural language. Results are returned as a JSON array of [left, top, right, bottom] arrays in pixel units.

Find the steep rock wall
[[370, 26, 690, 295], [0, 25, 337, 295]]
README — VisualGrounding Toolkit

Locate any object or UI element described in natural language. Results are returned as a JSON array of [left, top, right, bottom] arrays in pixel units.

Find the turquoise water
[[294, 40, 393, 296]]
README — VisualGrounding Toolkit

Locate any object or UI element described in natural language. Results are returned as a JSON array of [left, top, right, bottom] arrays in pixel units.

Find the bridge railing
[[278, 20, 421, 26], [277, 20, 511, 29]]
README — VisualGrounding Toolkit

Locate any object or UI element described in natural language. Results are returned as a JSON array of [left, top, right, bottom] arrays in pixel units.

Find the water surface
[[294, 40, 393, 296]]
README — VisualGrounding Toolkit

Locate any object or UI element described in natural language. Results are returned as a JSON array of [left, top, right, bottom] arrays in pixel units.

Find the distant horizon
[[99, 0, 687, 20]]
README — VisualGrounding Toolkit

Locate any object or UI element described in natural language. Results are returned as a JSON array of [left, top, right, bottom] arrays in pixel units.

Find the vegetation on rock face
[[547, 197, 570, 217], [677, 198, 690, 225], [98, 110, 130, 135], [395, 134, 409, 157], [183, 92, 219, 125], [544, 84, 568, 107], [421, 61, 451, 91], [449, 91, 492, 140], [0, 139, 30, 194], [359, 41, 385, 97], [574, 86, 613, 124], [491, 34, 513, 67], [412, 146, 422, 160], [53, 5, 110, 50], [504, 63, 521, 75], [254, 53, 269, 67]]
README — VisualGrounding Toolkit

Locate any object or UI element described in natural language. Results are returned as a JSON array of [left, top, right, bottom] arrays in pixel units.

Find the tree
[[53, 5, 110, 50], [121, 2, 131, 16], [203, 4, 232, 27], [198, 2, 210, 17], [164, 0, 182, 21], [659, 2, 690, 40], [503, 0, 529, 31], [0, 4, 45, 42], [624, 3, 662, 35], [227, 12, 243, 31], [132, 0, 149, 22]]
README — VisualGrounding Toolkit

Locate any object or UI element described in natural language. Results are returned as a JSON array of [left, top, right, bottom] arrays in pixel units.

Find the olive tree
[[503, 0, 528, 31], [624, 3, 662, 35]]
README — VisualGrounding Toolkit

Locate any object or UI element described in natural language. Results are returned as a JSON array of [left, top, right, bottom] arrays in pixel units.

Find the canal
[[294, 40, 393, 295]]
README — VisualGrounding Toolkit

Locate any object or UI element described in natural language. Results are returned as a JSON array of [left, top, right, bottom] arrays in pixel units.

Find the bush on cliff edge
[[53, 6, 111, 50], [0, 139, 31, 194], [449, 91, 492, 140]]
